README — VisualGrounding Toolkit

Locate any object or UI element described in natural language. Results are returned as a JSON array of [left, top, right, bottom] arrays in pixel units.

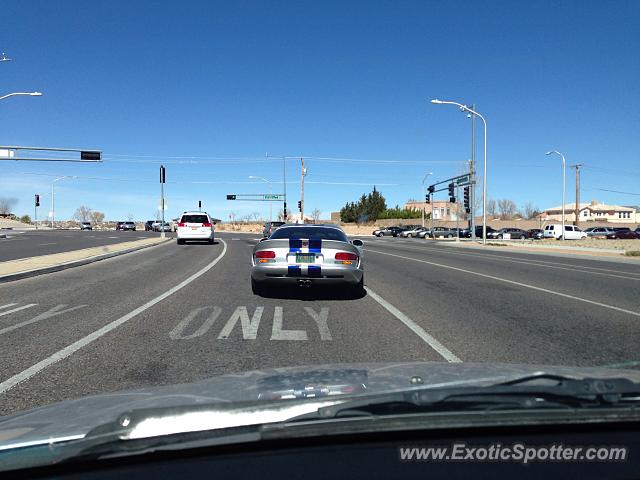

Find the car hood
[[1, 361, 639, 450]]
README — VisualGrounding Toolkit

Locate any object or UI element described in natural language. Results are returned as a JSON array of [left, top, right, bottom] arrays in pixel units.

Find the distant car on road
[[144, 220, 155, 231], [80, 222, 92, 231], [116, 221, 136, 231], [154, 222, 172, 233], [526, 228, 543, 239], [606, 230, 640, 240], [251, 224, 363, 295], [176, 212, 214, 244], [262, 221, 286, 238], [543, 224, 587, 240], [487, 228, 527, 240]]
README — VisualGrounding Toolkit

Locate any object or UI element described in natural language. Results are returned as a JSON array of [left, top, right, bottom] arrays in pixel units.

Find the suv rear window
[[181, 215, 209, 223], [124, 222, 135, 226]]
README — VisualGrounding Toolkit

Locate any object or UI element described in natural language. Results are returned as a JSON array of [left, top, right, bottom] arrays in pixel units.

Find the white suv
[[543, 224, 588, 240], [176, 211, 215, 245]]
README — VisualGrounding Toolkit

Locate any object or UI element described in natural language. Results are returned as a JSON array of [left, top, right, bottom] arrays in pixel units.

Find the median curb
[[0, 238, 172, 283]]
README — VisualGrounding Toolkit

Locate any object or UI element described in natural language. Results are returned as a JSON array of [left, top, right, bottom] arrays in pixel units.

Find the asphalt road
[[0, 232, 639, 415], [0, 230, 169, 261]]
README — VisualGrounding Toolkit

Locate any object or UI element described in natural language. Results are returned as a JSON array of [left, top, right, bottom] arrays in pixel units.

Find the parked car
[[144, 220, 155, 231], [122, 221, 136, 231], [583, 227, 616, 237], [154, 222, 172, 232], [400, 226, 428, 238], [487, 228, 528, 240], [372, 226, 404, 237], [262, 221, 286, 238], [606, 230, 640, 240], [430, 227, 458, 239], [526, 228, 543, 239], [463, 226, 497, 239], [79, 222, 92, 231], [115, 221, 125, 231], [416, 228, 432, 238], [543, 224, 587, 240]]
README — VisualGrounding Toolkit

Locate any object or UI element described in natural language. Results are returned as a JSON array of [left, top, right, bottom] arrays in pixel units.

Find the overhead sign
[[455, 175, 470, 186], [263, 194, 282, 200]]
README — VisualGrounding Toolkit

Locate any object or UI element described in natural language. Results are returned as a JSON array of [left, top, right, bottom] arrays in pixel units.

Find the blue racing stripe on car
[[288, 265, 302, 276], [289, 238, 302, 253], [308, 265, 321, 277], [309, 238, 322, 253]]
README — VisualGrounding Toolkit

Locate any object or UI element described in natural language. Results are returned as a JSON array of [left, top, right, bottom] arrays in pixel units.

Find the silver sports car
[[251, 224, 364, 294]]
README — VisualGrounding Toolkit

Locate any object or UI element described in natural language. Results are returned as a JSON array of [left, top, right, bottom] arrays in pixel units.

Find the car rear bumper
[[177, 230, 214, 239], [251, 264, 363, 285]]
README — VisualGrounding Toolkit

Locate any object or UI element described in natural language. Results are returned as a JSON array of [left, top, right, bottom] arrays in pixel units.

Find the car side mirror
[[352, 239, 364, 247]]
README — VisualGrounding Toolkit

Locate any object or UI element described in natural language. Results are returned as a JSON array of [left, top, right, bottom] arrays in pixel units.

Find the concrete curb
[[0, 239, 172, 284]]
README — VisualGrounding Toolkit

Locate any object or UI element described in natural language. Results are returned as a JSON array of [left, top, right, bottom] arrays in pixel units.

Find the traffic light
[[448, 183, 455, 203], [198, 200, 202, 209], [35, 194, 40, 207], [425, 194, 430, 204], [297, 201, 302, 211], [428, 185, 435, 195], [160, 165, 166, 183], [226, 194, 237, 200], [80, 150, 101, 161], [463, 187, 470, 208]]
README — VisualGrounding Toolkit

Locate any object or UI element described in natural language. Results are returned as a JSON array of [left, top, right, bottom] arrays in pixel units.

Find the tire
[[352, 275, 365, 297], [497, 234, 503, 239], [251, 277, 266, 296], [520, 235, 526, 240], [208, 238, 214, 245], [177, 238, 185, 245], [407, 234, 412, 238], [446, 234, 453, 239], [377, 233, 383, 237]]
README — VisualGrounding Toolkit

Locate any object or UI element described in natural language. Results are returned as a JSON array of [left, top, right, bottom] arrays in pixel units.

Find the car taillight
[[178, 222, 185, 227], [202, 223, 212, 227], [255, 250, 276, 263], [335, 252, 358, 260]]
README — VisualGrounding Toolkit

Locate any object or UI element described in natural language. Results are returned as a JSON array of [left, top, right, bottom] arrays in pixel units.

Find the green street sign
[[263, 194, 281, 200], [455, 175, 470, 186]]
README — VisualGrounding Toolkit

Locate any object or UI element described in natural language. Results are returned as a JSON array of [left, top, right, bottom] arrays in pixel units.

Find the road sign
[[455, 175, 470, 186], [263, 194, 282, 200]]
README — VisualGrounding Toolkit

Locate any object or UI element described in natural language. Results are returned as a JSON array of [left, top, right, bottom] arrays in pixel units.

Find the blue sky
[[1, 0, 639, 221]]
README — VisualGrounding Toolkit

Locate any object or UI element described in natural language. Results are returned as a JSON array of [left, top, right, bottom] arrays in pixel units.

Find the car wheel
[[407, 233, 412, 238], [177, 238, 185, 245], [352, 276, 365, 297], [377, 233, 383, 237], [446, 234, 453, 238], [208, 238, 214, 245], [497, 234, 503, 239], [251, 277, 267, 296], [520, 235, 526, 240]]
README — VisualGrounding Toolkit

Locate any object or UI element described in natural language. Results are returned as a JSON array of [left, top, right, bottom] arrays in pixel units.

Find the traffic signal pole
[[160, 165, 166, 238]]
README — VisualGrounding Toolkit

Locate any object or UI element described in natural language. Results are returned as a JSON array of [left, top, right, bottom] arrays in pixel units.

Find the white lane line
[[38, 242, 56, 246], [364, 286, 461, 363], [367, 248, 640, 318], [389, 244, 640, 281], [108, 236, 118, 239], [0, 304, 37, 317], [0, 240, 228, 394], [0, 303, 18, 310]]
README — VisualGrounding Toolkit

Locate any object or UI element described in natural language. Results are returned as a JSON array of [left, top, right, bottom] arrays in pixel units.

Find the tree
[[339, 187, 387, 222], [497, 199, 518, 220], [19, 215, 31, 224], [521, 202, 539, 220], [0, 197, 17, 215], [73, 206, 93, 222], [90, 211, 105, 224], [486, 199, 497, 217], [311, 208, 321, 222], [276, 209, 285, 221], [127, 212, 134, 221]]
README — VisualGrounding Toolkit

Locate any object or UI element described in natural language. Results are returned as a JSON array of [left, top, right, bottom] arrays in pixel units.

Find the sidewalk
[[0, 237, 170, 282]]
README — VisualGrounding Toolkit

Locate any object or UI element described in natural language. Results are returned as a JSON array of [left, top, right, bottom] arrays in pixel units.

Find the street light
[[421, 172, 433, 227], [0, 91, 43, 101], [431, 99, 488, 244], [51, 176, 77, 229], [249, 175, 273, 221], [546, 150, 566, 240]]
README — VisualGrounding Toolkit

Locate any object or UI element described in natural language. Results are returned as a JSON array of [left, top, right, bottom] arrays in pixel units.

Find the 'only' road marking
[[0, 240, 228, 394]]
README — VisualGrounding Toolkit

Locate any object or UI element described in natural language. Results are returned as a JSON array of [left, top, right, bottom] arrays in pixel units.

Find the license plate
[[296, 253, 315, 263], [191, 227, 198, 230]]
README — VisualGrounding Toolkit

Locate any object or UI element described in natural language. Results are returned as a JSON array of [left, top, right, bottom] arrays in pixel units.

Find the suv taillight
[[202, 223, 212, 227], [178, 222, 185, 227]]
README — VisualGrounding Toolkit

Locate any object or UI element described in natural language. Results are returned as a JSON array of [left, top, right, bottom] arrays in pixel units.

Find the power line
[[590, 188, 640, 197]]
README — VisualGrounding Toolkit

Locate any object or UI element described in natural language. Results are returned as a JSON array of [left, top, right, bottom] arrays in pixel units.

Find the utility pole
[[456, 185, 460, 241], [300, 157, 306, 224], [160, 165, 166, 238], [469, 103, 476, 241], [282, 155, 287, 221], [571, 164, 582, 226]]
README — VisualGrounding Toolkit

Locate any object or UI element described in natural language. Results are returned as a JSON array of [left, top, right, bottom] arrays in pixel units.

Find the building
[[541, 200, 638, 224], [404, 200, 464, 221]]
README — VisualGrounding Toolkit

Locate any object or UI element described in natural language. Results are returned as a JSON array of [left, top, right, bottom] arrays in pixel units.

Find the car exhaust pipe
[[297, 279, 312, 287]]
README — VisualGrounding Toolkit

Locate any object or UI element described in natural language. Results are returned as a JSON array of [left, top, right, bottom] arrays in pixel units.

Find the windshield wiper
[[292, 375, 640, 420]]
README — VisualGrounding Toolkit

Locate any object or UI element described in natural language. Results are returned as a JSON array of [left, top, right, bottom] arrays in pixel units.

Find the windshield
[[0, 1, 639, 473]]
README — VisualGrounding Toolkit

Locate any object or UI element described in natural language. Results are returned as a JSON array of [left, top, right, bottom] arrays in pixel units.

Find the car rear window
[[181, 215, 209, 223], [124, 222, 135, 225], [270, 227, 348, 242]]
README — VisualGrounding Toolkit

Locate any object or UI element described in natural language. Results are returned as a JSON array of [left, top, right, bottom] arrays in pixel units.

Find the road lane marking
[[0, 303, 18, 310], [364, 287, 461, 363], [413, 244, 640, 279], [38, 242, 56, 246], [0, 239, 228, 394], [271, 306, 308, 340], [0, 305, 87, 335], [169, 306, 222, 340], [0, 304, 38, 318], [367, 248, 640, 318], [304, 307, 332, 341], [218, 306, 264, 339]]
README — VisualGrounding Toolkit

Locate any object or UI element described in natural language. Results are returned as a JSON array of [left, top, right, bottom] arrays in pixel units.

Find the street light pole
[[249, 175, 273, 221], [546, 150, 566, 240], [421, 172, 433, 227], [0, 92, 43, 102], [431, 99, 488, 244]]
